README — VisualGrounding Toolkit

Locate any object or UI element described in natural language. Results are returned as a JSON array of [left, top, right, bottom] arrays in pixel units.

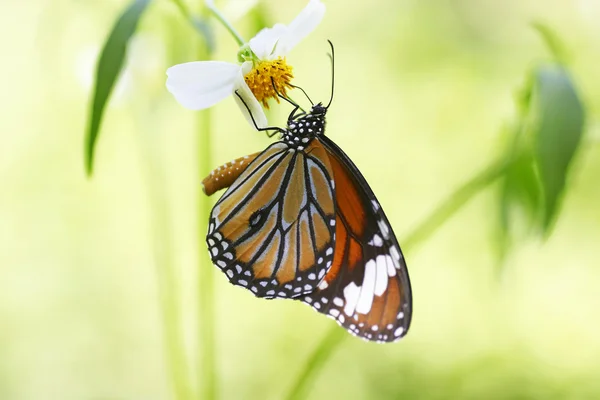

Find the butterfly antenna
[[325, 39, 335, 109], [290, 84, 314, 106]]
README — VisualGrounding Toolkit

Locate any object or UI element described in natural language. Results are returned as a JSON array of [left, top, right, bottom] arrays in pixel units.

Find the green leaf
[[85, 0, 151, 176], [191, 17, 215, 54], [532, 22, 569, 64], [497, 73, 541, 256], [248, 2, 271, 37], [170, 0, 215, 51], [532, 65, 585, 233], [498, 151, 543, 258]]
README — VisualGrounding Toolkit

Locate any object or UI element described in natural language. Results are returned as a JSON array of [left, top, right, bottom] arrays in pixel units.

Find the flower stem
[[284, 156, 512, 400], [195, 2, 217, 387], [205, 0, 245, 46], [197, 107, 216, 400], [154, 209, 194, 400], [285, 327, 347, 400], [136, 102, 194, 400], [400, 157, 511, 251]]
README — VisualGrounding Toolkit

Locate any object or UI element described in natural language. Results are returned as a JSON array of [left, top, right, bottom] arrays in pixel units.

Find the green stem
[[284, 156, 512, 400], [400, 157, 511, 251], [205, 0, 245, 46], [154, 223, 194, 400], [285, 327, 347, 400], [197, 107, 216, 400], [137, 107, 193, 400]]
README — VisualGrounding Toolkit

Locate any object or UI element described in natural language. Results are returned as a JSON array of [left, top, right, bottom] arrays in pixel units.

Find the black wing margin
[[300, 136, 413, 343]]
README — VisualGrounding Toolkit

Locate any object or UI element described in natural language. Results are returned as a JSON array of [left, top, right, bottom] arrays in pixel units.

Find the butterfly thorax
[[281, 103, 327, 150]]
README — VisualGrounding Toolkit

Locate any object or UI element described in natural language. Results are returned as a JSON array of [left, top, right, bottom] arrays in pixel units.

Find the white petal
[[274, 0, 326, 56], [248, 23, 288, 60], [166, 61, 239, 110], [232, 61, 268, 130]]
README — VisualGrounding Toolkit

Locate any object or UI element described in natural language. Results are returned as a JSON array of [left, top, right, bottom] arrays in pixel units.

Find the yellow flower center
[[244, 57, 294, 108]]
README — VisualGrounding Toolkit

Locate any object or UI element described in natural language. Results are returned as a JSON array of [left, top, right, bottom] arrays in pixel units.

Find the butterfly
[[202, 42, 412, 343]]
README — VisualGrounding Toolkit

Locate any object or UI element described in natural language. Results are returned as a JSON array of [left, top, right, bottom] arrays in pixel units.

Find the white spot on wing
[[343, 282, 360, 316], [355, 261, 376, 314], [390, 245, 401, 263], [387, 257, 397, 277], [377, 220, 390, 239], [374, 255, 389, 296], [368, 234, 383, 247]]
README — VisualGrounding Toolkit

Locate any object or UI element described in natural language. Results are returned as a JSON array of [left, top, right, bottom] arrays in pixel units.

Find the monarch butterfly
[[202, 42, 412, 343]]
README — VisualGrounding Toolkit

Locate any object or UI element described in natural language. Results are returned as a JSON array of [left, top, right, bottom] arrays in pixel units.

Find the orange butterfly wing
[[206, 141, 337, 298], [300, 136, 412, 342]]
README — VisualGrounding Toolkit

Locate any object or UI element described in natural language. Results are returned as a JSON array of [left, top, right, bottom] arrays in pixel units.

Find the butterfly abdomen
[[202, 152, 261, 196]]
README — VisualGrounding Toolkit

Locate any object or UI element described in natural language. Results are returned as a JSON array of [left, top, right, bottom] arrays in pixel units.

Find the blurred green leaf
[[498, 72, 541, 256], [532, 65, 585, 233], [532, 22, 569, 64], [498, 151, 543, 257], [248, 2, 271, 37], [85, 0, 151, 176], [191, 17, 216, 53], [497, 27, 585, 257], [170, 0, 215, 51]]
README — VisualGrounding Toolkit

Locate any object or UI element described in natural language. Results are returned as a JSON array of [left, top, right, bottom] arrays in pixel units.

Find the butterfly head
[[280, 41, 335, 149], [310, 102, 328, 116], [283, 103, 327, 148]]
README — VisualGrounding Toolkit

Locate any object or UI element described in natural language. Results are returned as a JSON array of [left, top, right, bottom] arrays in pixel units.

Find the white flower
[[166, 0, 326, 129]]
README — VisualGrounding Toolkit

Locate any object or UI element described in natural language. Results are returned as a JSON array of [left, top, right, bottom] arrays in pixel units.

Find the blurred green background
[[1, 0, 600, 399]]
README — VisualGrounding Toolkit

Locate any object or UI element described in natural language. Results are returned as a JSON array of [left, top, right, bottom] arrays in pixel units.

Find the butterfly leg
[[234, 91, 285, 136]]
